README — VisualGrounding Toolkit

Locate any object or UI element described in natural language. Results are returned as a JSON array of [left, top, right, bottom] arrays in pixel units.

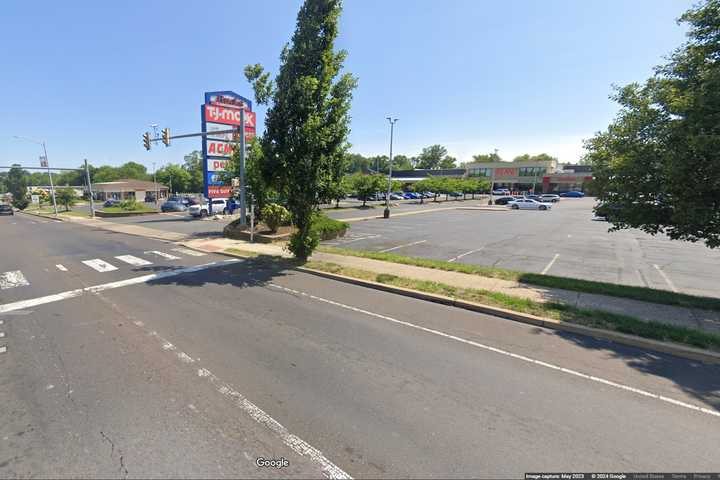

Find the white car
[[492, 188, 510, 195], [188, 198, 229, 217], [507, 198, 553, 210], [540, 194, 561, 203]]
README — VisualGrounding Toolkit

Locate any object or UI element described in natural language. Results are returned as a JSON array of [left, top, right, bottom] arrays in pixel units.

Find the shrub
[[119, 199, 143, 211], [261, 203, 290, 233], [12, 196, 29, 210], [310, 212, 349, 241]]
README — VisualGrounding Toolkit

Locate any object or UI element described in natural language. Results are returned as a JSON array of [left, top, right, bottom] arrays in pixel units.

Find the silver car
[[507, 198, 553, 210]]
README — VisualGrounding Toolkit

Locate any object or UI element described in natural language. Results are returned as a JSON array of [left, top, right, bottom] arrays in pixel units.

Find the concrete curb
[[297, 266, 720, 365], [18, 210, 66, 222]]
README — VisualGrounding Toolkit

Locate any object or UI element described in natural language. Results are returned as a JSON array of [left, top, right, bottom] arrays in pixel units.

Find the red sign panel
[[495, 167, 518, 177], [205, 105, 256, 128], [208, 185, 233, 198]]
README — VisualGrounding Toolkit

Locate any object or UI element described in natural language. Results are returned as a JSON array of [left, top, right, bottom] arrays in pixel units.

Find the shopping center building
[[462, 159, 592, 193]]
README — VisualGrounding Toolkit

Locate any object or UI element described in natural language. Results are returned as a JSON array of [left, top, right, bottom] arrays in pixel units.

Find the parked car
[[540, 194, 561, 203], [559, 191, 585, 198], [403, 192, 419, 199], [492, 188, 510, 195], [448, 191, 463, 198], [508, 198, 553, 210], [493, 196, 516, 205], [103, 198, 121, 208], [0, 204, 14, 215], [161, 198, 189, 212], [525, 194, 543, 202], [594, 202, 621, 221], [389, 193, 404, 200], [188, 198, 231, 217]]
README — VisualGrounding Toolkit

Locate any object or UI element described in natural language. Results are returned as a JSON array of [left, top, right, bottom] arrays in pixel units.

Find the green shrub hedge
[[311, 213, 349, 241]]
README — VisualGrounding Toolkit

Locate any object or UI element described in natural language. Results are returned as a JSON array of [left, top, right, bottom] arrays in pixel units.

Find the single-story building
[[462, 160, 593, 194], [93, 179, 169, 202]]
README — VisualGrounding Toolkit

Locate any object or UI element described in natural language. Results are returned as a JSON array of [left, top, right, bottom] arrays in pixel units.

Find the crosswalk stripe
[[115, 255, 153, 266], [171, 247, 206, 257], [56, 264, 68, 272], [0, 270, 30, 290], [82, 259, 118, 272], [145, 250, 180, 260]]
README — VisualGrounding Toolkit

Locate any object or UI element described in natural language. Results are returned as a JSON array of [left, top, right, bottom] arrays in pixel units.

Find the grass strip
[[305, 260, 720, 352], [317, 246, 720, 312], [100, 206, 157, 213]]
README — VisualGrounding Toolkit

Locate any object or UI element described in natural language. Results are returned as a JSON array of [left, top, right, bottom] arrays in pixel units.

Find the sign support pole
[[238, 108, 247, 227], [84, 159, 95, 218], [42, 142, 58, 216]]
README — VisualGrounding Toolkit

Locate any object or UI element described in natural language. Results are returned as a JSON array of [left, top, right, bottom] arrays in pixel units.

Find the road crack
[[100, 431, 128, 479]]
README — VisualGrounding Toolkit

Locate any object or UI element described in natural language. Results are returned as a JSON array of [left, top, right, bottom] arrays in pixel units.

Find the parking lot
[[323, 197, 720, 299]]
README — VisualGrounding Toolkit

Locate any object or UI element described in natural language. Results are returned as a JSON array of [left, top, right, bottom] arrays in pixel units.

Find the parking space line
[[653, 264, 678, 292], [56, 264, 68, 272], [172, 247, 206, 257], [379, 240, 427, 253], [541, 253, 560, 275], [448, 247, 484, 263]]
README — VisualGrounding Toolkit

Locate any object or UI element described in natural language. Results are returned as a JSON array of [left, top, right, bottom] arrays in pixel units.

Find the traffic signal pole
[[238, 108, 247, 226]]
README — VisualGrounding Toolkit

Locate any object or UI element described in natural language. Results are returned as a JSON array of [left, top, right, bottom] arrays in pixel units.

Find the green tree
[[245, 0, 357, 259], [512, 153, 557, 163], [471, 152, 503, 163], [93, 165, 121, 183], [345, 153, 370, 174], [392, 154, 413, 171], [439, 155, 457, 169], [416, 145, 448, 169], [183, 151, 205, 193], [349, 173, 384, 207], [156, 164, 191, 193], [56, 187, 78, 211], [116, 161, 149, 180], [7, 165, 29, 209], [585, 0, 720, 248]]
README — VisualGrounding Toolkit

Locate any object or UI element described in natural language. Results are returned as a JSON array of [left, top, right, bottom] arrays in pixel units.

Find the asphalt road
[[323, 197, 720, 299], [98, 211, 232, 238], [2, 212, 720, 478]]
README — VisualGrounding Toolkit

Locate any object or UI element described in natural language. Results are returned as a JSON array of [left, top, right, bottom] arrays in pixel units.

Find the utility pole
[[384, 117, 398, 219], [84, 159, 95, 218], [153, 162, 158, 206], [41, 142, 58, 216], [238, 108, 248, 226]]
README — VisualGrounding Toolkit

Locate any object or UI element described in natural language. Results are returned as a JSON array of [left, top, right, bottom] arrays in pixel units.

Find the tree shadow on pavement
[[145, 254, 300, 291], [532, 327, 720, 412]]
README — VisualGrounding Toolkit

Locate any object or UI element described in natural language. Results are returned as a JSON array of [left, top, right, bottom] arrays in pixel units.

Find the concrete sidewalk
[[182, 237, 720, 336]]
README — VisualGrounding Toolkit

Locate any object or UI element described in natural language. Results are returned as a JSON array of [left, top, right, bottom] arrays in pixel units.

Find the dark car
[[493, 196, 516, 205], [525, 194, 543, 202], [559, 191, 585, 198], [0, 204, 14, 215], [594, 202, 621, 221], [103, 198, 120, 208], [161, 198, 189, 212]]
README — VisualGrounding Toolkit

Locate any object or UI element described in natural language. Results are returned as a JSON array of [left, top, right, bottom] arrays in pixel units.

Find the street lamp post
[[13, 136, 58, 216], [384, 117, 398, 219]]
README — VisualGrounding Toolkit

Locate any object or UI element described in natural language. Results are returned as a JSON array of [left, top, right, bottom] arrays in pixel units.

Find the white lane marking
[[378, 240, 427, 253], [82, 259, 118, 272], [55, 264, 68, 272], [448, 247, 484, 263], [145, 250, 180, 260], [0, 346, 6, 354], [335, 234, 381, 245], [0, 332, 5, 338], [269, 283, 720, 419], [131, 322, 350, 479], [171, 247, 206, 257], [115, 255, 153, 266], [654, 264, 679, 293], [0, 259, 241, 314], [541, 253, 560, 275], [0, 271, 30, 290]]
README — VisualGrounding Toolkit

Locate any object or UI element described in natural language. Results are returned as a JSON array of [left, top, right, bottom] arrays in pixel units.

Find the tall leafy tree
[[7, 165, 29, 209], [512, 153, 557, 163], [56, 187, 78, 211], [156, 164, 192, 193], [245, 0, 357, 259], [183, 151, 205, 193], [439, 155, 457, 169], [471, 152, 503, 163], [585, 0, 720, 248], [416, 145, 448, 169]]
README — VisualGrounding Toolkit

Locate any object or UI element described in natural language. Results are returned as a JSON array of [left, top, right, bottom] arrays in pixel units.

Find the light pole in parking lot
[[13, 135, 58, 216], [384, 117, 398, 219]]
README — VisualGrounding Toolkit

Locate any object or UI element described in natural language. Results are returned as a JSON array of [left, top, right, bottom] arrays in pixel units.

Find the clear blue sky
[[0, 0, 692, 171]]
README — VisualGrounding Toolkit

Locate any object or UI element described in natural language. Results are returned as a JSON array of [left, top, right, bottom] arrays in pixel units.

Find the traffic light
[[162, 128, 170, 147], [143, 132, 151, 151]]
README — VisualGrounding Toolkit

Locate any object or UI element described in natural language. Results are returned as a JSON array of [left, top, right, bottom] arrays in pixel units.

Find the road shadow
[[530, 327, 720, 412], [146, 254, 299, 291]]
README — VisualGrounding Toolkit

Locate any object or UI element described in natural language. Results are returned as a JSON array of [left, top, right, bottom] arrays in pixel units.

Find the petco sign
[[201, 91, 256, 198]]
